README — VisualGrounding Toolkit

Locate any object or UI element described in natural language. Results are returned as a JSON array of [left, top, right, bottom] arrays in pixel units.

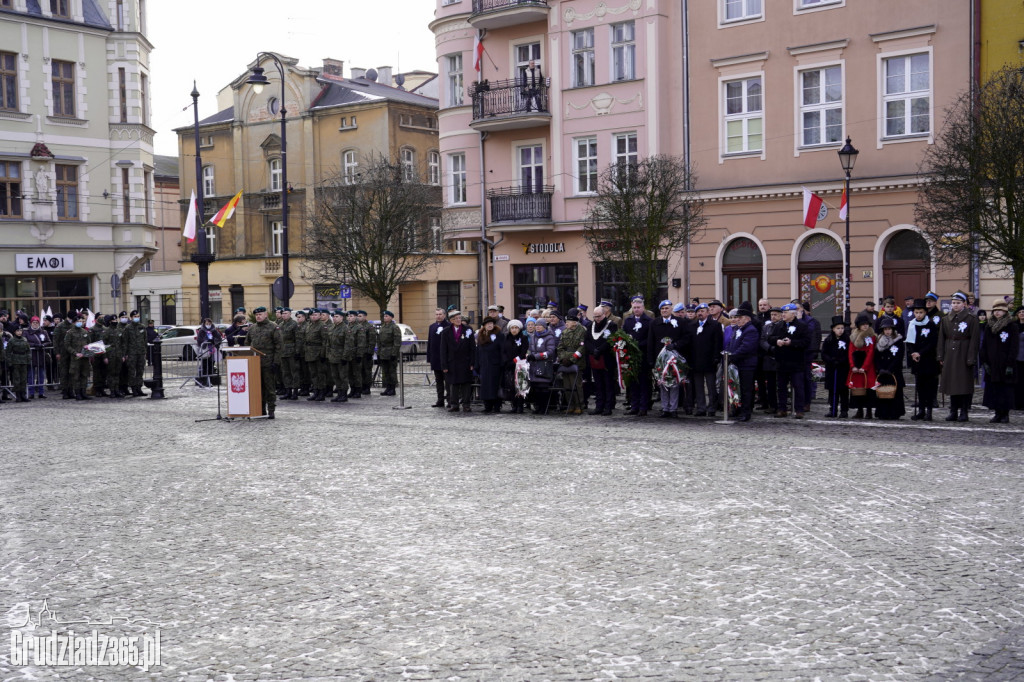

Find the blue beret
[[630, 295, 644, 303], [696, 303, 709, 310], [659, 299, 673, 309], [781, 303, 799, 312], [673, 303, 687, 313]]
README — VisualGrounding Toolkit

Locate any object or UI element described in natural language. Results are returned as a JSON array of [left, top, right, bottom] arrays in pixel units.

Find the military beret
[[253, 306, 267, 313], [274, 307, 283, 312], [696, 303, 709, 310], [630, 295, 644, 303], [235, 307, 246, 313], [129, 310, 139, 317], [659, 299, 673, 309], [383, 310, 394, 318], [296, 310, 307, 317], [781, 303, 799, 312], [282, 307, 291, 312], [119, 311, 128, 317], [358, 310, 367, 316], [347, 310, 357, 316], [673, 303, 687, 313], [332, 309, 343, 316]]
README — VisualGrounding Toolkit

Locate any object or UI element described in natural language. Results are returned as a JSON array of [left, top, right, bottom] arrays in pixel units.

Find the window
[[202, 165, 214, 196], [613, 132, 638, 175], [518, 144, 544, 193], [55, 165, 78, 220], [800, 66, 842, 146], [514, 264, 579, 319], [884, 53, 930, 137], [51, 60, 75, 117], [1, 51, 18, 111], [0, 161, 22, 218], [1, 0, 11, 6], [454, 239, 470, 253], [575, 137, 598, 194], [723, 0, 761, 21], [516, 42, 542, 81], [572, 29, 595, 87], [121, 167, 131, 222], [428, 151, 440, 185], [118, 68, 127, 122], [116, 0, 125, 29], [140, 73, 148, 125], [798, 0, 840, 7], [437, 281, 460, 312], [596, 261, 667, 313], [206, 225, 216, 256], [343, 150, 358, 184], [430, 216, 442, 252], [401, 147, 416, 182], [270, 221, 284, 256], [447, 54, 463, 108], [269, 158, 282, 191], [50, 0, 69, 17], [724, 76, 763, 154], [611, 22, 635, 81], [449, 153, 466, 205]]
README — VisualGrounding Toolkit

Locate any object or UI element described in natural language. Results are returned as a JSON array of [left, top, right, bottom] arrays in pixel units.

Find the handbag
[[530, 358, 554, 381]]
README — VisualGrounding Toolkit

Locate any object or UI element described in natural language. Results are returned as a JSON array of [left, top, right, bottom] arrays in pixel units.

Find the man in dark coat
[[759, 306, 783, 413], [440, 310, 475, 412], [773, 303, 811, 418], [426, 308, 450, 408], [649, 300, 688, 418], [691, 303, 723, 417], [726, 302, 760, 421], [621, 295, 652, 416], [800, 301, 822, 405], [937, 292, 980, 422], [583, 303, 618, 415], [905, 298, 939, 421]]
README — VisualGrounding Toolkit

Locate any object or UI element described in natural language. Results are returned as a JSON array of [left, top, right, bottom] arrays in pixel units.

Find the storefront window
[[1, 275, 92, 317], [798, 234, 843, 330], [513, 263, 578, 319], [595, 261, 667, 314]]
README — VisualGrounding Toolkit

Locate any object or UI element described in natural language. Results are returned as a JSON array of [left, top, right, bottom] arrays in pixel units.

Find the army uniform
[[89, 318, 107, 396], [556, 321, 587, 413], [295, 312, 310, 395], [102, 317, 126, 397], [278, 311, 299, 398], [52, 318, 73, 398], [377, 314, 403, 395], [7, 330, 30, 402], [346, 311, 365, 397], [123, 314, 149, 396], [360, 313, 376, 393], [244, 308, 283, 417], [326, 312, 350, 402], [303, 311, 327, 401], [64, 320, 92, 399]]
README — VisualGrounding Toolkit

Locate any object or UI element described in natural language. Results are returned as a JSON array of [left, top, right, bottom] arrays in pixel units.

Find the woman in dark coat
[[873, 318, 906, 420], [195, 318, 223, 387], [501, 319, 529, 413], [527, 317, 558, 413], [475, 318, 504, 413], [819, 316, 850, 418], [848, 314, 877, 419], [25, 316, 50, 399], [981, 300, 1019, 423], [440, 310, 475, 412], [1014, 306, 1024, 411]]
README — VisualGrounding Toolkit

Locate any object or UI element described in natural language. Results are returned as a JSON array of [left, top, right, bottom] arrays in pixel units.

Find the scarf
[[850, 327, 875, 349], [905, 319, 928, 345], [590, 318, 609, 341], [876, 331, 902, 353], [989, 314, 1012, 335]]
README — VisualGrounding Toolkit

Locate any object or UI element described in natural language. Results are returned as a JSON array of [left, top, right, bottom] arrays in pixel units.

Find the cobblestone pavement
[[2, 382, 1024, 681]]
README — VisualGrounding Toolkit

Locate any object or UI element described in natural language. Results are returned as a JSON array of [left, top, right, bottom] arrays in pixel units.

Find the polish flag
[[802, 187, 824, 229], [183, 189, 198, 242], [473, 32, 484, 72], [838, 188, 848, 221]]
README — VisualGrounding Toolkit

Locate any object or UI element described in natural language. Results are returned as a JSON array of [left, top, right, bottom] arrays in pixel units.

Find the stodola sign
[[16, 254, 74, 272], [523, 242, 566, 254]]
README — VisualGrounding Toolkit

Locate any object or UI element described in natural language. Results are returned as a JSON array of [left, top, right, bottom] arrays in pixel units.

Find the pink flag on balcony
[[474, 31, 484, 72]]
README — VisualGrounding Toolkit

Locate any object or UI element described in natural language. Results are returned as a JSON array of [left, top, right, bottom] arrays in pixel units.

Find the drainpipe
[[479, 129, 491, 320], [969, 0, 982, 300], [682, 0, 692, 302]]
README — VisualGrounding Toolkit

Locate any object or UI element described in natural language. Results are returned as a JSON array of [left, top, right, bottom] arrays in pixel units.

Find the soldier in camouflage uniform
[[346, 310, 364, 398], [326, 309, 350, 403], [556, 310, 587, 414], [358, 310, 376, 394], [101, 315, 126, 397], [64, 313, 93, 400], [294, 310, 309, 396], [52, 314, 73, 399], [244, 306, 283, 418], [7, 326, 30, 402], [89, 315, 108, 396], [303, 309, 327, 401], [377, 310, 403, 396], [123, 310, 149, 396], [277, 308, 299, 400]]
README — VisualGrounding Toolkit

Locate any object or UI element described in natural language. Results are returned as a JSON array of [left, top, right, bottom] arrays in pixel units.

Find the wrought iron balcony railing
[[471, 0, 548, 14], [471, 77, 550, 122], [488, 186, 553, 223]]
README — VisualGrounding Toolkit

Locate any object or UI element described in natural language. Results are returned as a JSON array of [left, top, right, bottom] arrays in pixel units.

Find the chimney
[[322, 58, 344, 77], [377, 66, 392, 87], [350, 67, 367, 80]]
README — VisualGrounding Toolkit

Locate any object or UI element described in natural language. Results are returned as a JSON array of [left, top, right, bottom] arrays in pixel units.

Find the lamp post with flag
[[189, 81, 213, 322], [247, 53, 291, 308], [837, 136, 859, 322]]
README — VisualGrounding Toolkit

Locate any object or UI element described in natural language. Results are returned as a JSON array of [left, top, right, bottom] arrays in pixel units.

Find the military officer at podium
[[244, 306, 283, 419]]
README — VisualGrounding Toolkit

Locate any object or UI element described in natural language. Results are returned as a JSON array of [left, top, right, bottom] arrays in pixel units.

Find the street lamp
[[247, 53, 291, 307], [837, 136, 859, 322], [190, 81, 214, 321]]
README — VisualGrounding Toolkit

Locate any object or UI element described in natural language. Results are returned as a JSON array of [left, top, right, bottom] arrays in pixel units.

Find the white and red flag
[[838, 188, 848, 221], [802, 187, 824, 229], [183, 189, 198, 242], [473, 32, 484, 72]]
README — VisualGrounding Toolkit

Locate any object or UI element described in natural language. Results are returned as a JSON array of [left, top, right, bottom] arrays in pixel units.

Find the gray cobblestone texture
[[1, 383, 1023, 680]]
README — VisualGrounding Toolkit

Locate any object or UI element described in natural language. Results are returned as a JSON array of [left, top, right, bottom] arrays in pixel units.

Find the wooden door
[[883, 267, 929, 304], [724, 272, 761, 309]]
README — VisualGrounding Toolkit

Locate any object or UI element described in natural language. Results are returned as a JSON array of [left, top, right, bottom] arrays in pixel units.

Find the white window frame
[[269, 158, 282, 192], [202, 165, 214, 196], [514, 41, 542, 81], [611, 21, 635, 82], [270, 220, 284, 256], [448, 152, 467, 206], [343, 150, 358, 184], [571, 28, 595, 88], [446, 54, 464, 108], [428, 150, 440, 186], [797, 64, 843, 149], [722, 74, 764, 157], [517, 143, 545, 193], [879, 49, 932, 142], [454, 239, 470, 254], [401, 147, 416, 182], [720, 0, 763, 25], [430, 216, 442, 252], [794, 0, 843, 12], [613, 131, 638, 167], [574, 136, 598, 196], [205, 224, 216, 255]]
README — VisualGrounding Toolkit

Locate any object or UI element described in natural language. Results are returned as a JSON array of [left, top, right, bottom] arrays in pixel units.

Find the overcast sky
[[148, 1, 438, 157]]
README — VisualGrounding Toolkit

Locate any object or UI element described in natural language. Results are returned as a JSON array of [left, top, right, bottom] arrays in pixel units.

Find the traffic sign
[[339, 285, 351, 299]]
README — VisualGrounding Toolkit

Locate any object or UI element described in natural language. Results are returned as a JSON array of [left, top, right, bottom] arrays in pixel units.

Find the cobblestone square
[[2, 384, 1023, 680]]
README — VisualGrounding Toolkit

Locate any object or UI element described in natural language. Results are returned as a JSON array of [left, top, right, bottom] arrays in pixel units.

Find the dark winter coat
[[648, 316, 688, 362], [937, 309, 980, 395], [583, 318, 618, 366], [25, 326, 50, 366], [803, 313, 822, 361], [981, 318, 1019, 386], [726, 321, 760, 371], [528, 327, 557, 385], [905, 318, 939, 376], [502, 330, 529, 368], [427, 320, 449, 371], [820, 332, 851, 372], [690, 317, 724, 372], [440, 323, 475, 384], [622, 314, 653, 366], [773, 317, 810, 373], [760, 320, 783, 372], [475, 330, 505, 400]]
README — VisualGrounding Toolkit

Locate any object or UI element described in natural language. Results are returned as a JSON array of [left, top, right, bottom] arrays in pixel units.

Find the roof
[[312, 75, 438, 111], [197, 106, 235, 126], [154, 155, 179, 178], [15, 0, 113, 30]]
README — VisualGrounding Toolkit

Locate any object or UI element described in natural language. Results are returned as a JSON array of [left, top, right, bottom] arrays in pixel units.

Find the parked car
[[370, 321, 420, 360], [159, 325, 228, 361]]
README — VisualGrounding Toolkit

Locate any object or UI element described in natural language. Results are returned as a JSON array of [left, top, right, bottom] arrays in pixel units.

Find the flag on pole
[[802, 187, 824, 229], [210, 190, 243, 228], [473, 31, 484, 72], [183, 189, 198, 242], [838, 188, 848, 221]]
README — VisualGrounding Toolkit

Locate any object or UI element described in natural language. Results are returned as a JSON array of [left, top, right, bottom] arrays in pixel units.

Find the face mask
[[132, 317, 140, 323], [204, 324, 212, 329], [120, 317, 128, 323], [75, 321, 83, 328]]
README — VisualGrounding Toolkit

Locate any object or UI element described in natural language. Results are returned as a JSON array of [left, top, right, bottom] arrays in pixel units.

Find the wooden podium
[[223, 347, 264, 418]]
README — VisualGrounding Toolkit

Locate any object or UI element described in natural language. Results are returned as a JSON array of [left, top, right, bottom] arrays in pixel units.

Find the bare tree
[[916, 65, 1024, 305], [583, 155, 706, 306], [303, 154, 442, 315]]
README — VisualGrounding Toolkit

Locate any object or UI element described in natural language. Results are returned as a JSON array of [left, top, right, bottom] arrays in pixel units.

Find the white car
[[159, 325, 228, 361], [370, 321, 420, 360]]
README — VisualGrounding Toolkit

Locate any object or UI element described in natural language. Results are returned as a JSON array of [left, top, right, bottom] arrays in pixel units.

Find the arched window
[[798, 233, 843, 329], [721, 237, 763, 308], [884, 230, 929, 261]]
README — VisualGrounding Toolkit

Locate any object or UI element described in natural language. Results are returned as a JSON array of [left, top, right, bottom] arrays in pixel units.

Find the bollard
[[149, 340, 165, 399], [393, 344, 411, 410], [716, 350, 732, 424]]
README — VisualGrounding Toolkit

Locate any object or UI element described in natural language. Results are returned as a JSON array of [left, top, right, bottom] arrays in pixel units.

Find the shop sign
[[16, 254, 74, 272], [494, 255, 510, 261], [523, 242, 566, 254]]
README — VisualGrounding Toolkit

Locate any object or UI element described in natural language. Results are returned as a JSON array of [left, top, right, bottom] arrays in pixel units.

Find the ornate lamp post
[[247, 53, 291, 307], [837, 136, 859, 322], [190, 81, 213, 321]]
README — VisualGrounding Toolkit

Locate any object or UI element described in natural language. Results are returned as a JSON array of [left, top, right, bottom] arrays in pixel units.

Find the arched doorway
[[722, 237, 763, 309], [882, 230, 930, 303], [798, 233, 843, 329]]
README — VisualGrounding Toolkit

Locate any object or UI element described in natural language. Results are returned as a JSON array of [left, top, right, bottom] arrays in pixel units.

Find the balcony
[[470, 78, 551, 132], [261, 258, 282, 278], [488, 186, 553, 224], [470, 0, 549, 29]]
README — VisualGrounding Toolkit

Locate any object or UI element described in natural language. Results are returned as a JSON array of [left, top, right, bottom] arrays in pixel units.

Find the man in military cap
[[346, 310, 365, 398], [64, 313, 92, 400], [303, 309, 327, 401], [123, 310, 148, 396], [277, 307, 299, 400], [101, 314, 126, 397], [52, 311, 74, 398], [622, 295, 652, 416], [377, 310, 403, 396], [294, 310, 310, 396], [358, 310, 376, 394], [325, 309, 350, 403], [556, 308, 587, 414], [244, 306, 283, 418]]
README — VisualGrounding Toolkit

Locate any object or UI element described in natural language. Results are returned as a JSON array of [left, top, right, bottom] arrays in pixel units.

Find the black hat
[[296, 310, 307, 317], [736, 301, 754, 318], [104, 314, 115, 324], [830, 316, 846, 328], [548, 310, 561, 319], [253, 306, 267, 314], [708, 299, 724, 308], [566, 310, 580, 322], [119, 311, 128, 317], [864, 300, 876, 307], [347, 310, 358, 317], [129, 310, 139, 317], [801, 301, 811, 312], [855, 312, 873, 327], [382, 310, 395, 318], [912, 298, 928, 310], [879, 317, 896, 329]]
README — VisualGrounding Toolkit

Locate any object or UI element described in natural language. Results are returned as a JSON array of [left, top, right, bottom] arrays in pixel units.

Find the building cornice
[[710, 51, 770, 69], [787, 39, 849, 56], [870, 25, 937, 43], [700, 175, 924, 203]]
